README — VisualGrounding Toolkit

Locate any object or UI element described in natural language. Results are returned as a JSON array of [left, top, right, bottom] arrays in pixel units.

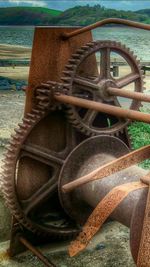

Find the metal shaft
[[62, 18, 150, 39], [19, 236, 56, 267], [54, 93, 150, 123], [107, 87, 150, 103], [62, 145, 150, 193]]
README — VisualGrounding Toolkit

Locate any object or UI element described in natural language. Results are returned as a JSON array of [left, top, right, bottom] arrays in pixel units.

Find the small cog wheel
[[62, 40, 144, 136]]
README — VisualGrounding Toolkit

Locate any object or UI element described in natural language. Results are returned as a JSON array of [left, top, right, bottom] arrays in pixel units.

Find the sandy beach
[[0, 44, 31, 60], [0, 44, 149, 87]]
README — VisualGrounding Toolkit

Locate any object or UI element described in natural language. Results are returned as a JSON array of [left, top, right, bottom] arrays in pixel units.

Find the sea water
[[0, 26, 149, 61]]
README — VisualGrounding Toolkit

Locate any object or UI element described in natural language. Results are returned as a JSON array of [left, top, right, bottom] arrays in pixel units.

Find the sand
[[0, 44, 31, 60], [0, 66, 29, 80]]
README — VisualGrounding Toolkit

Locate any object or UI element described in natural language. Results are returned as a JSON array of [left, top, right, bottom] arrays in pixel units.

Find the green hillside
[[52, 5, 149, 26], [0, 7, 62, 25], [0, 5, 149, 26], [136, 9, 150, 16], [136, 9, 150, 23]]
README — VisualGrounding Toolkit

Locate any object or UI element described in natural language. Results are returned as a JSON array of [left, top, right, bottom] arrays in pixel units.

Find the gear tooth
[[9, 138, 20, 146], [32, 109, 44, 116], [14, 128, 25, 135], [68, 58, 77, 64], [2, 187, 12, 195], [82, 45, 90, 50], [36, 95, 48, 102], [71, 53, 81, 59], [1, 166, 11, 174], [1, 159, 7, 164], [27, 113, 37, 119], [46, 81, 56, 85], [76, 49, 84, 54], [65, 64, 74, 70], [40, 82, 50, 88], [10, 133, 20, 140], [18, 122, 29, 129], [62, 70, 72, 76], [2, 160, 13, 167], [6, 146, 14, 153], [37, 105, 47, 111], [22, 117, 34, 124], [61, 77, 72, 83], [4, 154, 14, 160], [86, 42, 95, 47]]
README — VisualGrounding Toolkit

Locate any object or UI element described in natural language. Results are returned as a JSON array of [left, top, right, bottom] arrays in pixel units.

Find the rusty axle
[[58, 136, 149, 264], [107, 87, 150, 102], [54, 93, 150, 123]]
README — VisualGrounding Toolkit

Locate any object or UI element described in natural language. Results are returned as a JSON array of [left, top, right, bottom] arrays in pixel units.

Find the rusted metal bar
[[54, 93, 150, 123], [137, 173, 150, 266], [19, 236, 56, 267], [68, 181, 148, 257], [59, 136, 149, 264], [62, 144, 150, 193], [62, 18, 150, 39], [107, 87, 150, 102]]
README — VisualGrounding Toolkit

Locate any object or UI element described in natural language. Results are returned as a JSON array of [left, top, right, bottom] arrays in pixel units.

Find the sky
[[0, 0, 150, 11]]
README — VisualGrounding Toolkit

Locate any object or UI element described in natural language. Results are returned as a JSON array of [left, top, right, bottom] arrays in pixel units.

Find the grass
[[128, 106, 150, 169], [0, 7, 62, 16]]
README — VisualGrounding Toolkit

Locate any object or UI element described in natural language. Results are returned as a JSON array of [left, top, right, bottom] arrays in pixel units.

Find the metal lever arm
[[62, 18, 150, 39], [62, 145, 150, 193]]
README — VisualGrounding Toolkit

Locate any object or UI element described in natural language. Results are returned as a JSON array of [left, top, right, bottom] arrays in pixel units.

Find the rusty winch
[[1, 19, 150, 267]]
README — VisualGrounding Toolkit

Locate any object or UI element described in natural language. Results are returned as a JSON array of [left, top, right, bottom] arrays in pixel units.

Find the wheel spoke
[[22, 178, 58, 215], [22, 144, 64, 166], [74, 76, 99, 91], [83, 109, 98, 126], [100, 48, 111, 78], [116, 73, 140, 88]]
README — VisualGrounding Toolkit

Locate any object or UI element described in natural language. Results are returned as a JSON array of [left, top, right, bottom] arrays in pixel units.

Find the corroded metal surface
[[68, 182, 147, 257], [58, 136, 148, 225], [1, 19, 150, 266], [62, 40, 144, 136], [1, 97, 79, 238], [62, 144, 150, 193]]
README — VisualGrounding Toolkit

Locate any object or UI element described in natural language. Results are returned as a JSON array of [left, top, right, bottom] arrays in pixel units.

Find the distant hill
[[0, 5, 149, 26], [52, 5, 150, 26], [136, 9, 150, 16], [136, 9, 150, 23], [0, 7, 62, 25]]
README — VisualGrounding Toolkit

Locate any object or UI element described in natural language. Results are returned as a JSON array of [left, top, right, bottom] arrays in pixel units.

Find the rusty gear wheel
[[1, 100, 79, 238], [62, 40, 144, 136]]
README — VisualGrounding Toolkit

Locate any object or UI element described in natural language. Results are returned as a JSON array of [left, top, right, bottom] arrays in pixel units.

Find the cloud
[[0, 0, 150, 10], [5, 0, 47, 7]]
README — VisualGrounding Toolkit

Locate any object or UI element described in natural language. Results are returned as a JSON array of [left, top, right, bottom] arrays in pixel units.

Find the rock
[[95, 243, 106, 250]]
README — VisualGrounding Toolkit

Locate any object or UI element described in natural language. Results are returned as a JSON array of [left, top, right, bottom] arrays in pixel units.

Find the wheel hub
[[97, 79, 116, 102]]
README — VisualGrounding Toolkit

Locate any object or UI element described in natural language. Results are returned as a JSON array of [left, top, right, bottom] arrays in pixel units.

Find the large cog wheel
[[1, 99, 79, 238], [62, 40, 144, 136]]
